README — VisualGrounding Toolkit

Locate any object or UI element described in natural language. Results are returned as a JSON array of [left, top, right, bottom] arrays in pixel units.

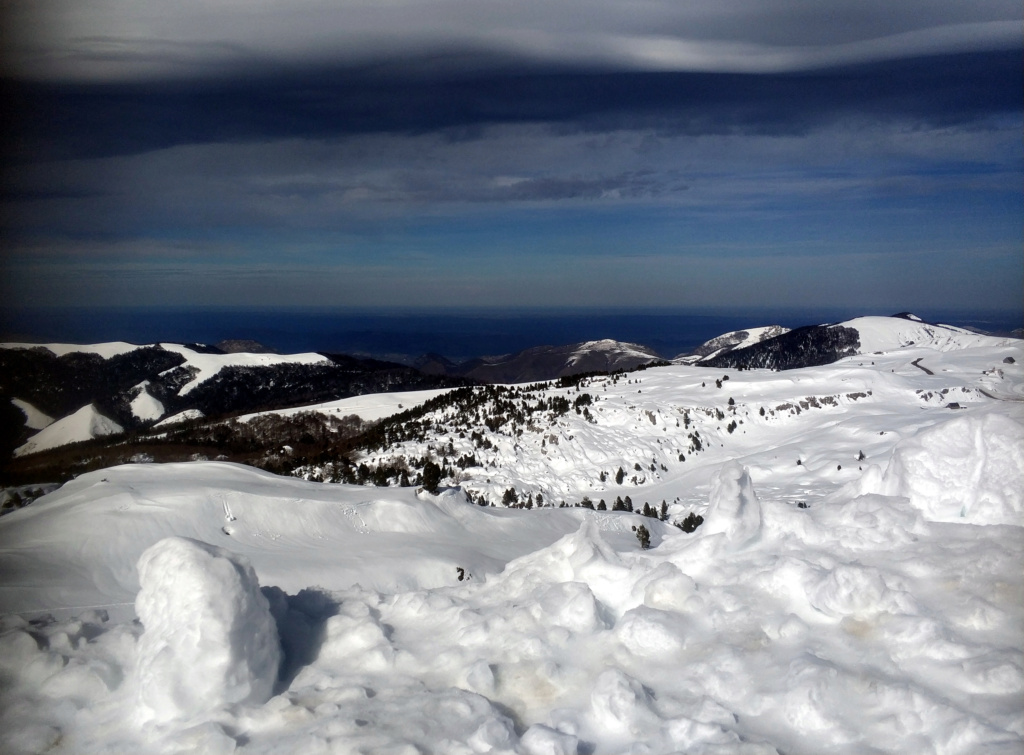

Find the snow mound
[[14, 404, 123, 457], [11, 398, 54, 430], [134, 537, 281, 724], [702, 462, 762, 546], [860, 413, 1024, 525]]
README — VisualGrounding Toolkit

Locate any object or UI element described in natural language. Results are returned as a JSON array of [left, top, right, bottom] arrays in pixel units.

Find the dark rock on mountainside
[[698, 325, 860, 371]]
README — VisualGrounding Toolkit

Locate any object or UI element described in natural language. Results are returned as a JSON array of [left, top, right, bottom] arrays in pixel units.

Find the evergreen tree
[[421, 461, 442, 494]]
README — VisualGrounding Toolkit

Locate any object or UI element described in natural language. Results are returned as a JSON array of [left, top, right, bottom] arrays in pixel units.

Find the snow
[[0, 341, 142, 359], [235, 388, 452, 424], [852, 412, 1024, 525], [129, 382, 165, 422], [13, 404, 123, 457], [10, 398, 54, 430], [134, 537, 281, 725], [0, 339, 1022, 754], [153, 408, 205, 427], [838, 315, 1015, 353], [702, 462, 762, 547], [684, 325, 791, 361], [566, 339, 657, 366], [158, 343, 331, 396]]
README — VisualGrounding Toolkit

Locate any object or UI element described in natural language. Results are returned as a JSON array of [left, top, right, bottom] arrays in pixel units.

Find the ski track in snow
[[0, 333, 1022, 754]]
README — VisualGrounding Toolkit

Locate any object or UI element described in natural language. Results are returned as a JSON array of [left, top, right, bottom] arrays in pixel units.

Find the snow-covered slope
[[565, 338, 660, 368], [157, 343, 331, 396], [0, 341, 143, 359], [838, 315, 1015, 353], [678, 325, 790, 361], [10, 398, 54, 430], [128, 382, 165, 421], [0, 340, 1022, 754], [12, 404, 123, 457], [695, 314, 1018, 371], [234, 388, 452, 424]]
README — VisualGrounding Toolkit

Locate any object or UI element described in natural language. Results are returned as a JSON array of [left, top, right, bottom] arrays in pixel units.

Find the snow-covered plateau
[[0, 321, 1022, 754]]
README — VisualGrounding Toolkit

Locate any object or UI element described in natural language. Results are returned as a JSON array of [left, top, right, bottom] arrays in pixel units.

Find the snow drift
[[855, 413, 1024, 525]]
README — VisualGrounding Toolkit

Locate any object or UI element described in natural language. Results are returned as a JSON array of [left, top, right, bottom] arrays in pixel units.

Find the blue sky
[[1, 0, 1021, 312]]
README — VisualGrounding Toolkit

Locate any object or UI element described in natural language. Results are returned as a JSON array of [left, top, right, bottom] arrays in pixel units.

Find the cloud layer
[[1, 1, 1021, 313], [6, 0, 1021, 80]]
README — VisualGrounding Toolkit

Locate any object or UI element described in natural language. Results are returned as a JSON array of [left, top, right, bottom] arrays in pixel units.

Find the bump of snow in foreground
[[134, 537, 281, 725], [13, 404, 123, 457], [702, 461, 762, 546], [853, 412, 1024, 525], [10, 398, 54, 430]]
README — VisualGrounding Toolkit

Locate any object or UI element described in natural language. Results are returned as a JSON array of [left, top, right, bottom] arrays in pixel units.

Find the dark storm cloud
[[3, 50, 1020, 163]]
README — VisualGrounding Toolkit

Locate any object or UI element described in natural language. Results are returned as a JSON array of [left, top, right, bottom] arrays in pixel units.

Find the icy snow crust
[[0, 340, 1022, 754]]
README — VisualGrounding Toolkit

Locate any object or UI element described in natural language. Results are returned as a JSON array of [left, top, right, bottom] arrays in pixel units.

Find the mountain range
[[1, 314, 1017, 481]]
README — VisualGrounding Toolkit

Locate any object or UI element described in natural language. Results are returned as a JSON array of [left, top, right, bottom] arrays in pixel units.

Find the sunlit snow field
[[0, 326, 1022, 754]]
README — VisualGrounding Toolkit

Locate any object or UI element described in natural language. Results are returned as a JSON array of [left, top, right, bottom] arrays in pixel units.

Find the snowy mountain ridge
[[676, 325, 791, 361], [694, 314, 1018, 370]]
